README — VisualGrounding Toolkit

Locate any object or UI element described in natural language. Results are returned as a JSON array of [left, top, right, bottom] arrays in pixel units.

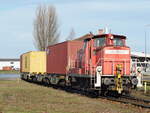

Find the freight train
[[20, 31, 138, 95]]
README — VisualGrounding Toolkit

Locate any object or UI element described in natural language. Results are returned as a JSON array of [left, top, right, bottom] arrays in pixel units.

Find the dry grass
[[0, 70, 19, 74], [0, 79, 149, 113]]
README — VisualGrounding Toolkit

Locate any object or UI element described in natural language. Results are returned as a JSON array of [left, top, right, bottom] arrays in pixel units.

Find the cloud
[[0, 0, 150, 57]]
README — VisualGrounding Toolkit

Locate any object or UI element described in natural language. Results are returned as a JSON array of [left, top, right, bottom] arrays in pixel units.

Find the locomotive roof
[[75, 33, 126, 41], [93, 34, 126, 39]]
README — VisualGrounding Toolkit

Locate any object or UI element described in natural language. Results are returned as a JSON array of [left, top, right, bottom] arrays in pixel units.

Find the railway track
[[122, 95, 150, 104], [121, 95, 150, 108], [99, 95, 150, 109], [59, 86, 150, 109], [60, 87, 150, 109], [24, 79, 150, 109]]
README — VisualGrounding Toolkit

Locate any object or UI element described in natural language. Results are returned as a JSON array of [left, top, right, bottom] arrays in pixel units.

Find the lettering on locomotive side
[[105, 50, 129, 54]]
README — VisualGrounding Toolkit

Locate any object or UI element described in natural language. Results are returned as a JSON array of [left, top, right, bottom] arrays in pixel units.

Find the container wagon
[[42, 41, 83, 86], [20, 51, 46, 82]]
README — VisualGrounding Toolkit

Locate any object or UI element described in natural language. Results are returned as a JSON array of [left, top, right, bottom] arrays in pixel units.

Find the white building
[[131, 51, 150, 74], [131, 51, 150, 60], [0, 59, 20, 70]]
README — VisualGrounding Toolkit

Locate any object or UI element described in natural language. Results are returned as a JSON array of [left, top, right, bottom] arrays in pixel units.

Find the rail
[[98, 95, 150, 109]]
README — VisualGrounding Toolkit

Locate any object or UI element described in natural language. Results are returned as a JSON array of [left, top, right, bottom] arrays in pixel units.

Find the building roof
[[0, 58, 20, 61], [74, 34, 93, 41], [131, 51, 150, 58]]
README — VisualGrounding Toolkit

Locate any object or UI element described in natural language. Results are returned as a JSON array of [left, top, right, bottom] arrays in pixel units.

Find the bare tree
[[33, 5, 60, 51], [66, 28, 76, 41]]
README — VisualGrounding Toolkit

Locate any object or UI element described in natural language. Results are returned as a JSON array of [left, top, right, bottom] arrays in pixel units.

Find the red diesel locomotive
[[45, 32, 138, 94]]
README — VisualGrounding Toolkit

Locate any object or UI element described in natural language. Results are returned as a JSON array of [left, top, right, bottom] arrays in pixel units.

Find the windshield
[[94, 37, 105, 47], [113, 38, 124, 46]]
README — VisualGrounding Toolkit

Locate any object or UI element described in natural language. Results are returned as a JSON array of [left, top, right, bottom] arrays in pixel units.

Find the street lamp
[[144, 24, 150, 71], [145, 29, 147, 62]]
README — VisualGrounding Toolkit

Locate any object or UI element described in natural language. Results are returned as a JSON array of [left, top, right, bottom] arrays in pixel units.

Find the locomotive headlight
[[96, 66, 102, 72], [131, 77, 138, 85]]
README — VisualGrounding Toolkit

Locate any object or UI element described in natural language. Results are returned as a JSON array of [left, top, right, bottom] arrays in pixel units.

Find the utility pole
[[145, 30, 147, 63], [144, 24, 150, 71]]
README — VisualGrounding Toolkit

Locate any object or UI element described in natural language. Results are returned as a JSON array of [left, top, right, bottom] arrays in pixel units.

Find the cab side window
[[94, 37, 105, 47]]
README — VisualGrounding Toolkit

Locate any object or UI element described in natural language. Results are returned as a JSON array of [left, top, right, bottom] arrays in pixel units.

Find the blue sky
[[0, 0, 150, 58]]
